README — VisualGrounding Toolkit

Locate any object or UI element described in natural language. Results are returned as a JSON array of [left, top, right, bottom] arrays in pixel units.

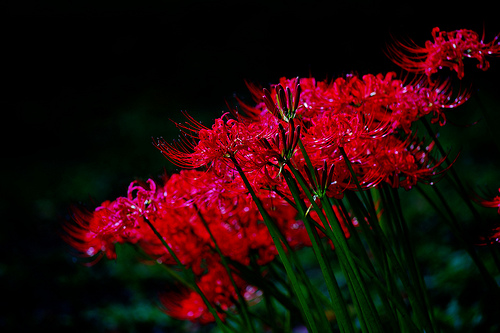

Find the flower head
[[366, 135, 448, 190], [154, 112, 278, 176], [387, 27, 500, 81]]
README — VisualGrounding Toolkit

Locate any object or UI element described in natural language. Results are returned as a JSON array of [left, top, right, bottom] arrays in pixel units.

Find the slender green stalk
[[375, 186, 408, 329], [349, 254, 421, 333], [297, 140, 387, 332], [333, 197, 399, 332], [286, 162, 366, 331], [387, 185, 437, 333], [339, 146, 419, 331], [420, 116, 500, 272], [287, 159, 381, 332], [346, 189, 433, 332], [229, 259, 301, 317], [283, 167, 355, 333], [194, 206, 256, 333], [142, 216, 232, 333], [321, 197, 384, 333], [350, 191, 432, 332], [230, 156, 319, 333], [266, 257, 330, 330], [287, 248, 333, 332], [416, 184, 500, 294], [284, 300, 292, 333], [338, 147, 403, 325], [338, 145, 438, 332], [297, 140, 319, 188], [265, 191, 332, 329], [420, 118, 481, 218]]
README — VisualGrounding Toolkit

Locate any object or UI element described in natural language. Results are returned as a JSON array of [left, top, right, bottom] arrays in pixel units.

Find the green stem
[[334, 196, 399, 332], [322, 196, 384, 333], [417, 184, 500, 294], [349, 253, 421, 333], [287, 159, 380, 332], [298, 139, 387, 331], [297, 140, 319, 188], [420, 118, 481, 219], [387, 185, 437, 333], [142, 216, 232, 333], [420, 116, 500, 271], [375, 186, 407, 327], [229, 259, 301, 317], [339, 145, 437, 332], [194, 206, 256, 333], [230, 156, 319, 333], [283, 167, 355, 333], [351, 190, 435, 332]]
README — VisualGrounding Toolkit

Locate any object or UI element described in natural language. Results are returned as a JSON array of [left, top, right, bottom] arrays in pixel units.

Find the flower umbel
[[387, 27, 500, 80], [154, 112, 277, 176]]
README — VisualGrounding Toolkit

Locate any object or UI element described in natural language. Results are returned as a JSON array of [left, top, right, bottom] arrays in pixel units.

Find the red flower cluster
[[150, 69, 466, 320], [387, 27, 500, 80], [65, 27, 498, 325], [64, 169, 325, 322], [156, 71, 464, 195]]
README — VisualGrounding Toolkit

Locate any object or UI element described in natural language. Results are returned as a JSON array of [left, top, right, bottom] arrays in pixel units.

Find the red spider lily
[[230, 73, 465, 188], [154, 112, 278, 176], [389, 78, 470, 130], [64, 168, 307, 266], [63, 179, 163, 264], [236, 73, 465, 194], [64, 177, 199, 265], [241, 77, 326, 123], [64, 170, 313, 325], [387, 27, 500, 81], [366, 135, 449, 190], [64, 25, 500, 329], [63, 205, 113, 265], [183, 170, 308, 263]]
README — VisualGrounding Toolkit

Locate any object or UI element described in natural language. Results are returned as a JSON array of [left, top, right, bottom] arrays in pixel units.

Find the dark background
[[3, 1, 500, 332]]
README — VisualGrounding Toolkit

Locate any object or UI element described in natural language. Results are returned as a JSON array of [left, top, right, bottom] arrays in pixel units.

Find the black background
[[3, 1, 500, 332]]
